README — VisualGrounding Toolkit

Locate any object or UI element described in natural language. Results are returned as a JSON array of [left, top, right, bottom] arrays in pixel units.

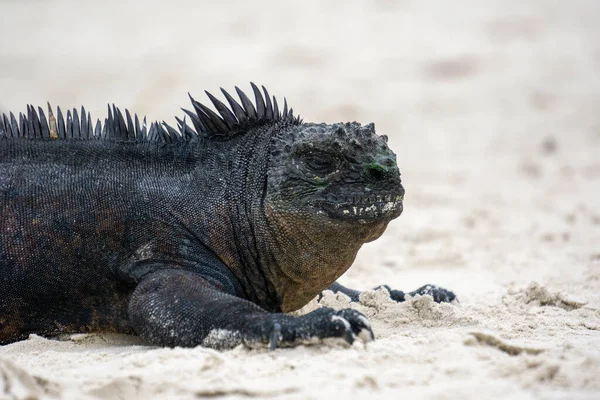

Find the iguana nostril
[[365, 163, 387, 181]]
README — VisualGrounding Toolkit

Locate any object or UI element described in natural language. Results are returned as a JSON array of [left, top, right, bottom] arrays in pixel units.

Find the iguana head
[[266, 121, 404, 238]]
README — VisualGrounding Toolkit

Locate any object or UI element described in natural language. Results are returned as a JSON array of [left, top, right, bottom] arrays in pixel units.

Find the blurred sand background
[[1, 0, 599, 399]]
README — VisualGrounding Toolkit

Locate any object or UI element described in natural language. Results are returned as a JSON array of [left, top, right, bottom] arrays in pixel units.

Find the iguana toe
[[335, 309, 375, 342]]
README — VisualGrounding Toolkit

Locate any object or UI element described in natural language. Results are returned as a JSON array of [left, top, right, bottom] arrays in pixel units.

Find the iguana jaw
[[313, 192, 404, 224]]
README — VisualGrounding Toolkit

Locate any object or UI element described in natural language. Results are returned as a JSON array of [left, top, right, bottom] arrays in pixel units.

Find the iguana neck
[[262, 206, 370, 312]]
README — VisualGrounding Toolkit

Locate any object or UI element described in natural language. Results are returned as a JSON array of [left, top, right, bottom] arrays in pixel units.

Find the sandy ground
[[1, 0, 599, 398]]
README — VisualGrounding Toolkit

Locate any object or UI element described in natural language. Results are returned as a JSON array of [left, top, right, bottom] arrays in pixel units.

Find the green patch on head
[[365, 162, 388, 173], [364, 162, 390, 181]]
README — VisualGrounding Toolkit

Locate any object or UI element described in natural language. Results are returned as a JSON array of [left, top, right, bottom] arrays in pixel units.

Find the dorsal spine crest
[[0, 83, 301, 144]]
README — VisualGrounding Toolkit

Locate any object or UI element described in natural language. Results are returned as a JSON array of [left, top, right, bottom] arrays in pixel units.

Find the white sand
[[1, 0, 599, 398]]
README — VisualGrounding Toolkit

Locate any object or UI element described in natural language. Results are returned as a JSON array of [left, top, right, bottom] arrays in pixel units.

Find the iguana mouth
[[316, 193, 404, 224]]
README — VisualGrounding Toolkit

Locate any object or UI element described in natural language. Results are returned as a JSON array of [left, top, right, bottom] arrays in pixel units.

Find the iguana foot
[[408, 284, 456, 303], [325, 282, 458, 304], [265, 307, 374, 350], [379, 284, 457, 303]]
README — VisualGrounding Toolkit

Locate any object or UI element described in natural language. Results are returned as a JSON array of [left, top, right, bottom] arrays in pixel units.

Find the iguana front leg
[[128, 270, 374, 349], [326, 282, 456, 303]]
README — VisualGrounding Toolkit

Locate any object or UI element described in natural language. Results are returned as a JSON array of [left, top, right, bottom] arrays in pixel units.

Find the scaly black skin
[[0, 85, 455, 349]]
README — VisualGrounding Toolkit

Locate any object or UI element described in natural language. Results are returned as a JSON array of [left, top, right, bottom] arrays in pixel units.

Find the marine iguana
[[0, 84, 455, 349]]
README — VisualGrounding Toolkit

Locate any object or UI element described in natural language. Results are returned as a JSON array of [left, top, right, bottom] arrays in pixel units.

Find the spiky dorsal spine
[[0, 83, 300, 143], [180, 82, 302, 140], [3, 104, 111, 140], [0, 103, 172, 143]]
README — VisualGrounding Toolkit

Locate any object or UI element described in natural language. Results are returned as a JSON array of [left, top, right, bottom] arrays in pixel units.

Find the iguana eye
[[303, 153, 337, 175]]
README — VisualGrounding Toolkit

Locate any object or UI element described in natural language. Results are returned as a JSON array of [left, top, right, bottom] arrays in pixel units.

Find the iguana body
[[0, 84, 454, 349]]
